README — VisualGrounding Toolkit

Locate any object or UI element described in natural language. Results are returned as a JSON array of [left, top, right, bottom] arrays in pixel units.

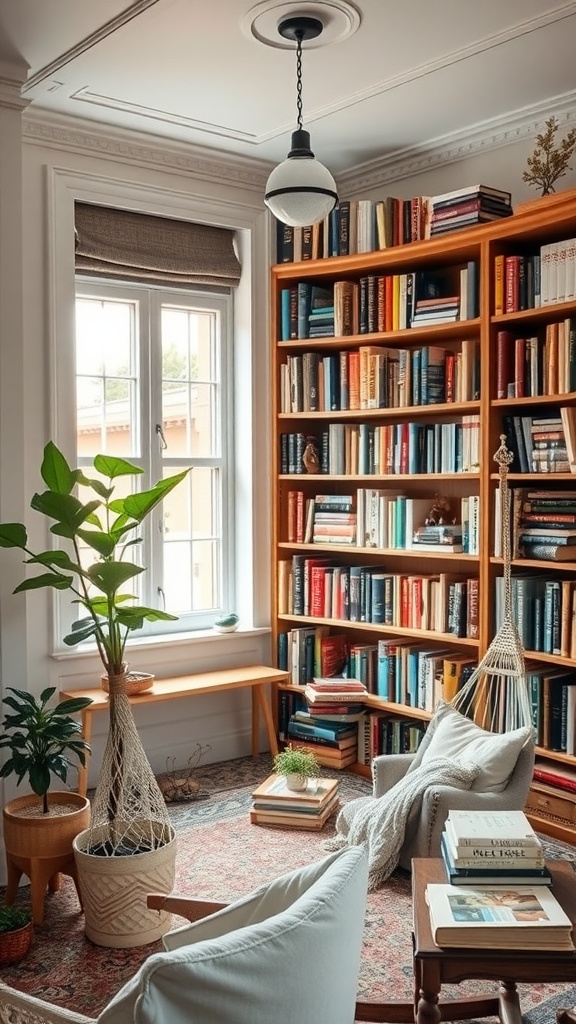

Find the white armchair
[[0, 848, 372, 1024]]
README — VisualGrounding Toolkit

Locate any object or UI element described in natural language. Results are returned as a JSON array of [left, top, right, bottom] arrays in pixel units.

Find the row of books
[[275, 187, 512, 263], [532, 760, 576, 794], [287, 490, 477, 554], [371, 642, 475, 710], [526, 665, 576, 753], [494, 236, 576, 314], [250, 773, 340, 830], [428, 810, 573, 952], [279, 341, 481, 414], [494, 574, 576, 659], [279, 266, 479, 341], [502, 410, 576, 475], [494, 486, 576, 564], [357, 711, 426, 764], [280, 416, 481, 477], [495, 320, 576, 399], [278, 556, 479, 638]]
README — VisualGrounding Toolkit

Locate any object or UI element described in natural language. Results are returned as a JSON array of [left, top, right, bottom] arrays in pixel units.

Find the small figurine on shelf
[[302, 436, 320, 474], [424, 494, 455, 527]]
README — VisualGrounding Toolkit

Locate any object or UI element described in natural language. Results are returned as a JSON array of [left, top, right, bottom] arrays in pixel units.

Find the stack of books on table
[[441, 809, 552, 886], [287, 711, 358, 769], [428, 185, 513, 237], [425, 880, 574, 951], [249, 774, 339, 830]]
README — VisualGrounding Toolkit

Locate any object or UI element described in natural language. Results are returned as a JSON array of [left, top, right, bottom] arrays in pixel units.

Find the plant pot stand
[[3, 792, 90, 926]]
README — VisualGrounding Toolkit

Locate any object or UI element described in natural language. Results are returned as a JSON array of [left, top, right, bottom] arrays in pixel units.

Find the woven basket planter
[[0, 920, 33, 965], [3, 792, 90, 860], [73, 821, 177, 948]]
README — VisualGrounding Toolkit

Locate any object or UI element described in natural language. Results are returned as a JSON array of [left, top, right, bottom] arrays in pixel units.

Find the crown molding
[[337, 90, 576, 194], [0, 60, 31, 112], [22, 112, 271, 191]]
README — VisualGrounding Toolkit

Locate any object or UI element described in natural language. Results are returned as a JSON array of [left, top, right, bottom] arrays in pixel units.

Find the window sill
[[50, 624, 270, 661]]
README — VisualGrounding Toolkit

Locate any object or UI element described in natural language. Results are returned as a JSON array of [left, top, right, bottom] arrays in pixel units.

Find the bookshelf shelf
[[270, 186, 576, 842]]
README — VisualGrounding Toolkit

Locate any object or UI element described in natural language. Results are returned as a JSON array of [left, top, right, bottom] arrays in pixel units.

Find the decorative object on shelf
[[264, 15, 337, 227], [424, 494, 455, 526], [523, 116, 576, 195], [273, 744, 320, 791], [0, 685, 92, 925], [156, 745, 211, 803], [213, 612, 239, 633], [0, 442, 189, 947], [302, 436, 320, 473], [0, 904, 33, 965], [101, 670, 155, 695]]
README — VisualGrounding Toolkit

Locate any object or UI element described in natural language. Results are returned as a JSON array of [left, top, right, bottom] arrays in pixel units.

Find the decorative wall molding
[[337, 90, 576, 194], [23, 113, 271, 191], [0, 60, 31, 113]]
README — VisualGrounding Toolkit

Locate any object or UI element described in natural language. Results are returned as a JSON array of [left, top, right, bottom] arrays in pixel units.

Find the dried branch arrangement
[[523, 116, 576, 195]]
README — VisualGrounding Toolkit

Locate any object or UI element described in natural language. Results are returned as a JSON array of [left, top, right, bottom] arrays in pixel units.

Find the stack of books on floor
[[441, 809, 552, 885], [249, 773, 339, 830], [428, 185, 513, 237]]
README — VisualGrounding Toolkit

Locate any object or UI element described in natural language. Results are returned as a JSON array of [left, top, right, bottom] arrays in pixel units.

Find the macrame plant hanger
[[447, 435, 532, 733]]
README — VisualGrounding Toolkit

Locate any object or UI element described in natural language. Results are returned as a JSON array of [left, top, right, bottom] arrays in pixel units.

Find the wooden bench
[[60, 665, 288, 797]]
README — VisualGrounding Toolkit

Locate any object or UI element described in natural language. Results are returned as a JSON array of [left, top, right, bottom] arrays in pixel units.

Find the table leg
[[253, 684, 279, 757], [497, 981, 522, 1024], [251, 689, 258, 757], [416, 987, 441, 1024]]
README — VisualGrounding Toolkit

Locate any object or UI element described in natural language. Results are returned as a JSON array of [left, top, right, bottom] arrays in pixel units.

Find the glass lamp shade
[[265, 131, 337, 227]]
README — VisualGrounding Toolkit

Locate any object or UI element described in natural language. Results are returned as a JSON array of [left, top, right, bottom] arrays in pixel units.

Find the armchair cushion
[[98, 847, 368, 1024], [407, 702, 532, 793]]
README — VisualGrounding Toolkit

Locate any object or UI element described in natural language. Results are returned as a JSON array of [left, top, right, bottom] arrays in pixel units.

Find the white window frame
[[67, 276, 235, 641]]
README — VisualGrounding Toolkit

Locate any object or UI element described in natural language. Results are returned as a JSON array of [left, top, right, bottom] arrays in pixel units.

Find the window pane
[[161, 307, 219, 458], [162, 466, 221, 613], [75, 296, 138, 458]]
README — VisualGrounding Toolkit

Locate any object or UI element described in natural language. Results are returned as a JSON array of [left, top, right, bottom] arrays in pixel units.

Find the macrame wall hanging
[[448, 435, 532, 733]]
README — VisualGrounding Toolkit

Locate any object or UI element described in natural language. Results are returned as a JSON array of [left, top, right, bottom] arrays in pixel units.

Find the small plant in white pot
[[273, 745, 320, 791]]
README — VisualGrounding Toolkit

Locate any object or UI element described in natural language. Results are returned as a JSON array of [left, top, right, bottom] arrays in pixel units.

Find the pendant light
[[264, 15, 338, 228]]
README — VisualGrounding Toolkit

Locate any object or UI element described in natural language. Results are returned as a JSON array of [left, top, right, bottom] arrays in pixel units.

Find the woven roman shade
[[74, 202, 241, 287]]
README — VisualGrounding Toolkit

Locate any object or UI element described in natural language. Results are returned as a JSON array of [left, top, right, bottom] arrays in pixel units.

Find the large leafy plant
[[0, 686, 92, 813], [0, 442, 189, 676]]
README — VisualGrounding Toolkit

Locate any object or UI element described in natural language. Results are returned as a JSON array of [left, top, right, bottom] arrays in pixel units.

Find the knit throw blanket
[[324, 757, 480, 891]]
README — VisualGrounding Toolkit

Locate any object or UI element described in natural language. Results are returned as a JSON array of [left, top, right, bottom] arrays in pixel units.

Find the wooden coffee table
[[408, 858, 576, 1024]]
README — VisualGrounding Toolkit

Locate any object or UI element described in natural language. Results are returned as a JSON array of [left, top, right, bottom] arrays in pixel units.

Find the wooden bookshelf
[[270, 188, 576, 841]]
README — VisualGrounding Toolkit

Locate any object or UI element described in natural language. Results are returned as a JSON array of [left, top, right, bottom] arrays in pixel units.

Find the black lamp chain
[[295, 33, 304, 131]]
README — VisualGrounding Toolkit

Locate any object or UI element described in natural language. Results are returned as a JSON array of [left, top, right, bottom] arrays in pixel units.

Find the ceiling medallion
[[241, 0, 361, 50]]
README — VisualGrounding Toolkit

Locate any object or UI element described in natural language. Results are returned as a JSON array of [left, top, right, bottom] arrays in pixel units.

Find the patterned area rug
[[2, 754, 576, 1022]]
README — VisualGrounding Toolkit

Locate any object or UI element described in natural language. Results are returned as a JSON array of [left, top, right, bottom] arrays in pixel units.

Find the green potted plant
[[0, 685, 92, 926], [273, 745, 320, 791], [0, 441, 189, 947], [0, 903, 33, 965]]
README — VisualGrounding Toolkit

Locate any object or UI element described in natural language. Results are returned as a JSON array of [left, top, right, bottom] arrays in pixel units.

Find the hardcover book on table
[[425, 882, 573, 950], [445, 809, 541, 848], [251, 774, 338, 809]]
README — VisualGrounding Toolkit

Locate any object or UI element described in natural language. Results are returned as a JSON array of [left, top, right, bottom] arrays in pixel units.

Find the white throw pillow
[[409, 702, 531, 793]]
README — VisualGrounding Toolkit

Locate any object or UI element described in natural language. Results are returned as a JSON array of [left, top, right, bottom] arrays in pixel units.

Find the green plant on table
[[274, 745, 320, 778], [0, 904, 31, 933], [0, 687, 92, 815]]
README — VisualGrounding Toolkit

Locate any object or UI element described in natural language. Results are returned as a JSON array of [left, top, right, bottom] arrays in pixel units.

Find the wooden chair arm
[[147, 892, 228, 920]]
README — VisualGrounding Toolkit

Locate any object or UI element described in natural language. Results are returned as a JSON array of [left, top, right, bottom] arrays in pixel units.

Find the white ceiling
[[1, 0, 576, 178]]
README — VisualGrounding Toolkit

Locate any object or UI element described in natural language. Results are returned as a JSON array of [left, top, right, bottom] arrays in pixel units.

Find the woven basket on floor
[[0, 921, 33, 964]]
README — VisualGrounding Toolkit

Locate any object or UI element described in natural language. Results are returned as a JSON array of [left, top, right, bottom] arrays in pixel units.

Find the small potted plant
[[273, 745, 320, 791], [0, 685, 93, 925], [0, 903, 33, 965]]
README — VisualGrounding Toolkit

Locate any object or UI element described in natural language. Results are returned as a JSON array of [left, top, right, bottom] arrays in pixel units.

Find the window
[[71, 277, 234, 640]]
